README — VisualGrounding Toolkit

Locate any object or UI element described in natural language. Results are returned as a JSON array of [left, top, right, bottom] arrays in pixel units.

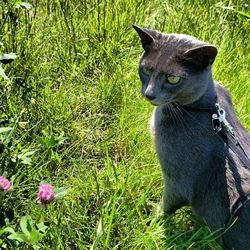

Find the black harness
[[183, 102, 250, 245], [211, 104, 250, 168]]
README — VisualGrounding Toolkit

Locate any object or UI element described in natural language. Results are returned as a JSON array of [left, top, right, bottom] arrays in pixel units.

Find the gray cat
[[133, 24, 250, 250]]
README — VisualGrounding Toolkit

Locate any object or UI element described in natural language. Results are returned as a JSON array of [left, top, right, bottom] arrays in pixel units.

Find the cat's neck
[[181, 72, 217, 110]]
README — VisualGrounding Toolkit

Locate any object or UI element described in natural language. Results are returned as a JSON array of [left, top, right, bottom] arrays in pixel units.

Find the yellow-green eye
[[142, 67, 151, 76], [166, 76, 181, 84]]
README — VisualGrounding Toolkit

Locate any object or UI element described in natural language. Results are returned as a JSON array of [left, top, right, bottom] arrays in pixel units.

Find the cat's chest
[[151, 106, 205, 141], [150, 106, 213, 165]]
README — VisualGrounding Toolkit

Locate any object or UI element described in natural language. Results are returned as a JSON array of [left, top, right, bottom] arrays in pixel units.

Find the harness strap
[[181, 105, 217, 115], [224, 193, 250, 229], [182, 102, 250, 243], [181, 103, 250, 167], [225, 132, 250, 168], [222, 193, 250, 249], [211, 103, 250, 168], [211, 103, 250, 248]]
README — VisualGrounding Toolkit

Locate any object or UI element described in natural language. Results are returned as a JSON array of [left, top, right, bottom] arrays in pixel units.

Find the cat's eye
[[141, 67, 151, 76], [166, 76, 181, 85]]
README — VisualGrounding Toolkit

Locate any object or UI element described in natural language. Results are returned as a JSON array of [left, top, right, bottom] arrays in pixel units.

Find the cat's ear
[[132, 24, 155, 51], [184, 45, 218, 68]]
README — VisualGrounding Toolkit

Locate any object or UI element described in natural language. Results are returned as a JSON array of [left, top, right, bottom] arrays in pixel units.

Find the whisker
[[169, 103, 188, 131], [170, 104, 182, 127], [166, 104, 176, 125], [177, 105, 214, 134], [168, 104, 179, 127], [172, 104, 192, 132]]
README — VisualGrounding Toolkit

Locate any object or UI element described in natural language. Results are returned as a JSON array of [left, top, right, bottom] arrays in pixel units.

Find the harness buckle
[[212, 113, 222, 132], [212, 103, 235, 134], [215, 104, 234, 133]]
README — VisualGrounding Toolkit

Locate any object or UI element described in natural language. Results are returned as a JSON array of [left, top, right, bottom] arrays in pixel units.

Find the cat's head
[[133, 25, 217, 106]]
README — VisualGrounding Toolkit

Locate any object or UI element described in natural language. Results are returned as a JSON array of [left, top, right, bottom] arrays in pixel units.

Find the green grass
[[0, 0, 249, 249]]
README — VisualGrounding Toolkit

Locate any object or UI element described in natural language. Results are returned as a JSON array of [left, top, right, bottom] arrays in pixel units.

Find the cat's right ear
[[132, 24, 154, 52], [184, 45, 218, 68]]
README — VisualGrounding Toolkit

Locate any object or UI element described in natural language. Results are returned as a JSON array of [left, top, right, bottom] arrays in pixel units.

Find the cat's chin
[[149, 100, 172, 106]]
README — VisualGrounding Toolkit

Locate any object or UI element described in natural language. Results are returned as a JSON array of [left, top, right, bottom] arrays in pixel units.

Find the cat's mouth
[[148, 99, 172, 106]]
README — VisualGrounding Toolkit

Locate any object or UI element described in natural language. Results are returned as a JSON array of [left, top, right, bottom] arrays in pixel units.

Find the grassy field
[[0, 0, 249, 249]]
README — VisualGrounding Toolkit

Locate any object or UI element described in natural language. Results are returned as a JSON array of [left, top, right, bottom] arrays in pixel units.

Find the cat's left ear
[[132, 24, 155, 52], [184, 45, 218, 68]]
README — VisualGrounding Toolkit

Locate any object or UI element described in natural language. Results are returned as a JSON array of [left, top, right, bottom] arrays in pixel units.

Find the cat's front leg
[[163, 185, 186, 214]]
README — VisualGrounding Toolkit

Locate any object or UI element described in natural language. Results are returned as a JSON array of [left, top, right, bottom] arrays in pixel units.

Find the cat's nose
[[145, 93, 156, 100]]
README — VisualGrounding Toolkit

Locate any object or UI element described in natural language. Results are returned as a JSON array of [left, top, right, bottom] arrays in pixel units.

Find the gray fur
[[133, 25, 250, 250]]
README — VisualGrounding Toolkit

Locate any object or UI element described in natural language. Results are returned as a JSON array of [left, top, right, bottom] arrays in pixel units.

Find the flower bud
[[0, 176, 13, 191], [38, 183, 55, 204]]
